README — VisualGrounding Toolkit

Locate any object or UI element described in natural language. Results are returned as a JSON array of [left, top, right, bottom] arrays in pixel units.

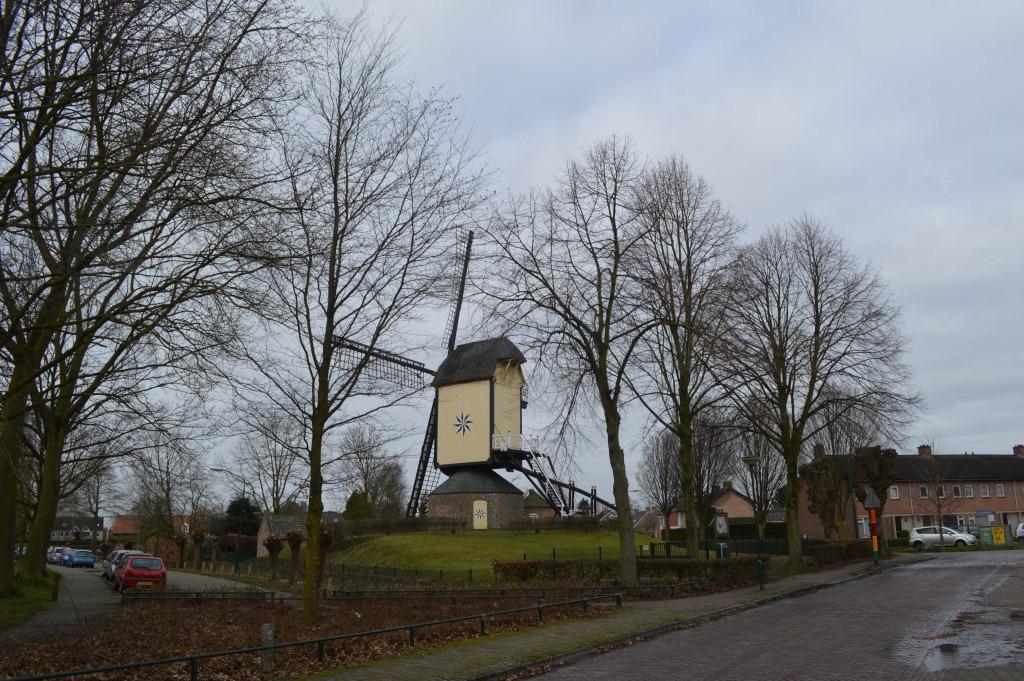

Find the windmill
[[333, 229, 615, 520]]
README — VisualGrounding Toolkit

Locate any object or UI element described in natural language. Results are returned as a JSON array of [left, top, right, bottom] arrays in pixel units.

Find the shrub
[[804, 539, 870, 565]]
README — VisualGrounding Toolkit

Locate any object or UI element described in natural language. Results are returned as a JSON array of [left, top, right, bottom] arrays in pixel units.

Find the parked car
[[104, 550, 145, 582], [46, 546, 69, 564], [114, 555, 166, 591], [57, 547, 75, 564], [102, 550, 122, 580], [110, 551, 150, 588], [62, 549, 96, 568], [1016, 521, 1024, 543], [908, 526, 978, 548]]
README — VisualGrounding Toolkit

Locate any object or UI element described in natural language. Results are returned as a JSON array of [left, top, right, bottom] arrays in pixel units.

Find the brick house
[[654, 482, 754, 539], [852, 445, 1024, 539]]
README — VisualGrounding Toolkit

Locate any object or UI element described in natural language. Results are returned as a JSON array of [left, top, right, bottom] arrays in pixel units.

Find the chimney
[[917, 444, 932, 457], [1013, 444, 1024, 459], [812, 444, 825, 460]]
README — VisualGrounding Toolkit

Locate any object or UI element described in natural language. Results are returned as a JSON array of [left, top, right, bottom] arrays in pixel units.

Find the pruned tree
[[238, 12, 483, 622], [484, 136, 649, 585], [637, 430, 681, 524], [800, 449, 852, 539], [627, 157, 740, 557], [853, 445, 898, 539], [718, 217, 917, 562]]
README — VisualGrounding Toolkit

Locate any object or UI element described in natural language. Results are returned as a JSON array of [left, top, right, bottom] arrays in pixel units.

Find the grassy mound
[[326, 530, 655, 575]]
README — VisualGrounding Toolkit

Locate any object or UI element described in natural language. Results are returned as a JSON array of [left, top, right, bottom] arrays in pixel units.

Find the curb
[[473, 556, 931, 681]]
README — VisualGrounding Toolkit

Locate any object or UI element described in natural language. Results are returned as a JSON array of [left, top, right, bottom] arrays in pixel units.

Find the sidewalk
[[312, 553, 929, 681]]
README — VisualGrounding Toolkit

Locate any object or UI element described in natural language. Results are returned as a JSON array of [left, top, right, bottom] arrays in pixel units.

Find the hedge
[[803, 539, 871, 565], [492, 556, 764, 585]]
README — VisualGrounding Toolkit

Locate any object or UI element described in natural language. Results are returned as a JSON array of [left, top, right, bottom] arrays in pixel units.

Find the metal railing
[[5, 593, 622, 681]]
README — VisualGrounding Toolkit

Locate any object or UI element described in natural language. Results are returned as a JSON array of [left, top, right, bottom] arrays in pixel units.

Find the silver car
[[909, 525, 977, 548]]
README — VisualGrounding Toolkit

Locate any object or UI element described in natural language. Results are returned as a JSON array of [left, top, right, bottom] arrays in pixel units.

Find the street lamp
[[742, 454, 765, 590]]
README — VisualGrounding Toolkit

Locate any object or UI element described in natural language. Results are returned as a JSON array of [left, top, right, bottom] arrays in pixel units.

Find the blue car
[[63, 549, 96, 568]]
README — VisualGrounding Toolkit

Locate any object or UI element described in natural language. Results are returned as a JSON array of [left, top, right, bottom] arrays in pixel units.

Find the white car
[[1015, 521, 1024, 543], [908, 526, 977, 548]]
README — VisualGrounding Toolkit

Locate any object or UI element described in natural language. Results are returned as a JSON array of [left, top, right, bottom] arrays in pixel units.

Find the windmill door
[[472, 500, 488, 530]]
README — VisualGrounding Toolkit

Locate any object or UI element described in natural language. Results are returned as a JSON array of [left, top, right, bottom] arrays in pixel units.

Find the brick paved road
[[537, 551, 1024, 681]]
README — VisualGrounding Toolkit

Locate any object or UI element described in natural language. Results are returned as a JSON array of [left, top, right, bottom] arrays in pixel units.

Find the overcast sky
[[326, 1, 1024, 501]]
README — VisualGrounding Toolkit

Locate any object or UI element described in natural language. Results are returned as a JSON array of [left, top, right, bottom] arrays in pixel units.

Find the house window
[[964, 484, 974, 498], [980, 483, 990, 497], [919, 485, 929, 498], [888, 485, 900, 500], [996, 484, 1005, 498], [937, 485, 945, 499], [952, 485, 962, 498], [856, 517, 869, 539]]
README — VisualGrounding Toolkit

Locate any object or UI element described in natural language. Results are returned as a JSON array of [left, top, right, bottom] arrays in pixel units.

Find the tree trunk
[[602, 404, 637, 586], [23, 423, 66, 580], [784, 450, 803, 563], [0, 356, 35, 594], [302, 411, 325, 625], [677, 425, 700, 559]]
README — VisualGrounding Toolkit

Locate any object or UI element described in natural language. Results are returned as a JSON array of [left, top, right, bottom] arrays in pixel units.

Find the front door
[[472, 500, 488, 530]]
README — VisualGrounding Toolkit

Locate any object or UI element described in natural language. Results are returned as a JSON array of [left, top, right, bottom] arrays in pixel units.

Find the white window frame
[[937, 485, 945, 499], [888, 485, 900, 500], [964, 484, 974, 498], [952, 485, 961, 499], [919, 485, 929, 498], [996, 483, 1005, 498], [980, 483, 990, 498]]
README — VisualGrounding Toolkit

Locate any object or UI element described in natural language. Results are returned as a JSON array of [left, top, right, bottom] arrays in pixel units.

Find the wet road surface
[[537, 551, 1024, 680]]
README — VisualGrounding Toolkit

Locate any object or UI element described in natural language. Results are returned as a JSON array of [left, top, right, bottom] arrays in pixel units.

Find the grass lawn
[[0, 571, 56, 631], [324, 530, 657, 576]]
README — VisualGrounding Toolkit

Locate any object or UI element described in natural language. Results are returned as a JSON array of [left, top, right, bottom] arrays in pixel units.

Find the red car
[[114, 555, 166, 591]]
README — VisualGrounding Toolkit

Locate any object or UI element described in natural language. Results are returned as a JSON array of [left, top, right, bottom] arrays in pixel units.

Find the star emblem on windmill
[[453, 412, 472, 435]]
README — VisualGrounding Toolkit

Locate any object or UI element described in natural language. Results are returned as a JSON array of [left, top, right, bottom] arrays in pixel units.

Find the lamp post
[[742, 454, 765, 590]]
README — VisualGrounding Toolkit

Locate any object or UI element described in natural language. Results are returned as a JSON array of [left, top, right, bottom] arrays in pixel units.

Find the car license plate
[[139, 581, 155, 587]]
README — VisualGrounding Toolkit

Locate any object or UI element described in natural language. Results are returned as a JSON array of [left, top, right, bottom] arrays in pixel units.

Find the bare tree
[[690, 410, 737, 539], [239, 13, 483, 622], [718, 217, 916, 562], [335, 425, 406, 518], [627, 156, 740, 557], [637, 430, 681, 524], [735, 424, 787, 538], [230, 406, 308, 514], [126, 432, 209, 547], [0, 0, 308, 589], [484, 136, 649, 585]]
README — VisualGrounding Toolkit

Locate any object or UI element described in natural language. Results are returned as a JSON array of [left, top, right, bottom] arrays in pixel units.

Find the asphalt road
[[0, 565, 263, 644], [537, 551, 1024, 681]]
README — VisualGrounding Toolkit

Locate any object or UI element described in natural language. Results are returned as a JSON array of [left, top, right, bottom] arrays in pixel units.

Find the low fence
[[7, 593, 623, 681]]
